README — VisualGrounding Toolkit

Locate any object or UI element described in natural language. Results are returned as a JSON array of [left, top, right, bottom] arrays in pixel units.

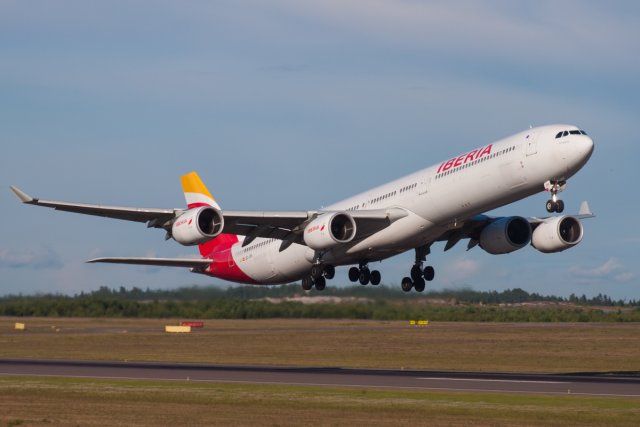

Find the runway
[[1, 359, 639, 397]]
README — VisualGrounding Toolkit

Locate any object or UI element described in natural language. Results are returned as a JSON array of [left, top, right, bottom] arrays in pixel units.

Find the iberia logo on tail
[[180, 171, 221, 210]]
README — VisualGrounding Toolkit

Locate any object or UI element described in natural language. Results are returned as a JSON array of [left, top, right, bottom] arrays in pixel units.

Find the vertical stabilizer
[[180, 171, 221, 209], [180, 171, 232, 258]]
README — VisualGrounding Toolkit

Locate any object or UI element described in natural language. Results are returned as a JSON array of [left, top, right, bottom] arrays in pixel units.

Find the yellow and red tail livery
[[180, 171, 220, 209]]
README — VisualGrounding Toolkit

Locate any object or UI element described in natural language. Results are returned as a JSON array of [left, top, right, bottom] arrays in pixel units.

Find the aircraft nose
[[577, 135, 594, 162]]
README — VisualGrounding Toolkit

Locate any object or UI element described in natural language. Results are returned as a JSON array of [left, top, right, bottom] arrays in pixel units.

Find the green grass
[[2, 318, 640, 373], [0, 376, 638, 427]]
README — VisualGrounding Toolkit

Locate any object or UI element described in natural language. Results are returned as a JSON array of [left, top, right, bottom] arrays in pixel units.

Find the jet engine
[[171, 206, 224, 246], [303, 212, 356, 251], [531, 216, 583, 253], [479, 216, 532, 254]]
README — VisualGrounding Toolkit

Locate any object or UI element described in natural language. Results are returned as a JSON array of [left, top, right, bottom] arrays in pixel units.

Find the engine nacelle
[[303, 212, 356, 251], [531, 216, 583, 253], [479, 216, 532, 255], [171, 206, 224, 246]]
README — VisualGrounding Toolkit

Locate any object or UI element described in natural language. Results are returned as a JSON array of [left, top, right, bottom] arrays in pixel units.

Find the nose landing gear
[[545, 180, 566, 213]]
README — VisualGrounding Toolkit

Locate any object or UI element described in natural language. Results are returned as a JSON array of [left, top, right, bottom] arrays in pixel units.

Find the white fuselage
[[231, 124, 594, 284]]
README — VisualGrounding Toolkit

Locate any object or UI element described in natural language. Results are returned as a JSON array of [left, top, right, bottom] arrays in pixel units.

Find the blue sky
[[1, 1, 639, 299]]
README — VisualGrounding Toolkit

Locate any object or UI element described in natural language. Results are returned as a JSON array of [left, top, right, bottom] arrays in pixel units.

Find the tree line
[[0, 285, 638, 321]]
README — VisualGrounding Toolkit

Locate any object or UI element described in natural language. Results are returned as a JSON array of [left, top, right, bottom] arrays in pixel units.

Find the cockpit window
[[556, 129, 588, 139]]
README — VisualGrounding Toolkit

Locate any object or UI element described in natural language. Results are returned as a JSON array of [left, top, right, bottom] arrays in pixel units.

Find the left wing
[[436, 201, 595, 252]]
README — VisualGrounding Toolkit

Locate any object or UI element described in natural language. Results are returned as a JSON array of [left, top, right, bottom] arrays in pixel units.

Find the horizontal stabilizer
[[87, 257, 212, 268], [578, 201, 593, 217]]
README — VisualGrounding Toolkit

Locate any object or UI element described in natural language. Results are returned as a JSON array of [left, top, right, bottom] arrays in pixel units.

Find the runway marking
[[417, 377, 565, 384], [1, 371, 639, 398]]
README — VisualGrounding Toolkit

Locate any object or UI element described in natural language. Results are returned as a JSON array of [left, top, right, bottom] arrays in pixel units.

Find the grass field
[[1, 376, 639, 427], [2, 317, 639, 373], [2, 318, 639, 426]]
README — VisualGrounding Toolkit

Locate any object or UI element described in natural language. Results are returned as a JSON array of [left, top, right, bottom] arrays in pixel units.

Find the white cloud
[[0, 247, 63, 270], [569, 257, 636, 283], [440, 257, 480, 284]]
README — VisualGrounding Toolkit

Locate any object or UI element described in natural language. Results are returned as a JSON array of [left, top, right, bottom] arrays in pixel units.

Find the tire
[[324, 264, 335, 280], [348, 267, 360, 282], [359, 268, 370, 285], [423, 266, 435, 281], [401, 277, 413, 292], [314, 276, 326, 291], [370, 270, 381, 286], [310, 264, 323, 279], [555, 200, 565, 213], [546, 200, 556, 213], [301, 276, 313, 290], [410, 265, 423, 281], [414, 277, 426, 292]]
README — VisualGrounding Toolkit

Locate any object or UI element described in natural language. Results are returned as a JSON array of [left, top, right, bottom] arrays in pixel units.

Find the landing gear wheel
[[414, 277, 426, 292], [410, 265, 423, 281], [314, 276, 326, 291], [401, 277, 413, 292], [310, 264, 324, 280], [546, 200, 556, 213], [370, 270, 381, 286], [323, 264, 335, 279], [359, 268, 371, 285], [301, 276, 313, 291], [555, 200, 565, 213], [423, 266, 435, 282], [348, 267, 360, 282]]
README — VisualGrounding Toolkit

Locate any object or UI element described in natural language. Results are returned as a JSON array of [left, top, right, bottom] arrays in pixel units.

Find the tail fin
[[180, 171, 221, 209], [180, 171, 235, 258]]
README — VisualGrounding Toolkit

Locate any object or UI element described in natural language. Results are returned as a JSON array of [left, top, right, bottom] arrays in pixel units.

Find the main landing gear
[[301, 263, 335, 291], [545, 180, 566, 213], [401, 246, 435, 293], [348, 262, 381, 286]]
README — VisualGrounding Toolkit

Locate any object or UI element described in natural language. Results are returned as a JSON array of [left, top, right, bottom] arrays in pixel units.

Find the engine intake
[[532, 216, 583, 253], [172, 206, 224, 246], [303, 212, 356, 251], [479, 216, 532, 255]]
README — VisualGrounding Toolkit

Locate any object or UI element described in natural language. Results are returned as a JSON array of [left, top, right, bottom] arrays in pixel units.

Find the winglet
[[578, 201, 592, 216], [9, 186, 35, 203]]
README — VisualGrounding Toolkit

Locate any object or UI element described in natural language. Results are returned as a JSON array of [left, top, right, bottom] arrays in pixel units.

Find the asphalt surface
[[1, 359, 639, 397]]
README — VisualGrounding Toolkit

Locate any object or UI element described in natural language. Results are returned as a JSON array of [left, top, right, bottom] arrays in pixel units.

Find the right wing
[[10, 186, 407, 250], [222, 208, 408, 250], [10, 186, 178, 228]]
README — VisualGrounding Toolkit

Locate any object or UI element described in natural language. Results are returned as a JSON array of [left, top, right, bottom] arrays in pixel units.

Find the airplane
[[10, 124, 594, 292]]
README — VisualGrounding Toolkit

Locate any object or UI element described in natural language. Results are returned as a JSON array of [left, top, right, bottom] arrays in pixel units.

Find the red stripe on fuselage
[[186, 202, 256, 283], [198, 233, 257, 284]]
